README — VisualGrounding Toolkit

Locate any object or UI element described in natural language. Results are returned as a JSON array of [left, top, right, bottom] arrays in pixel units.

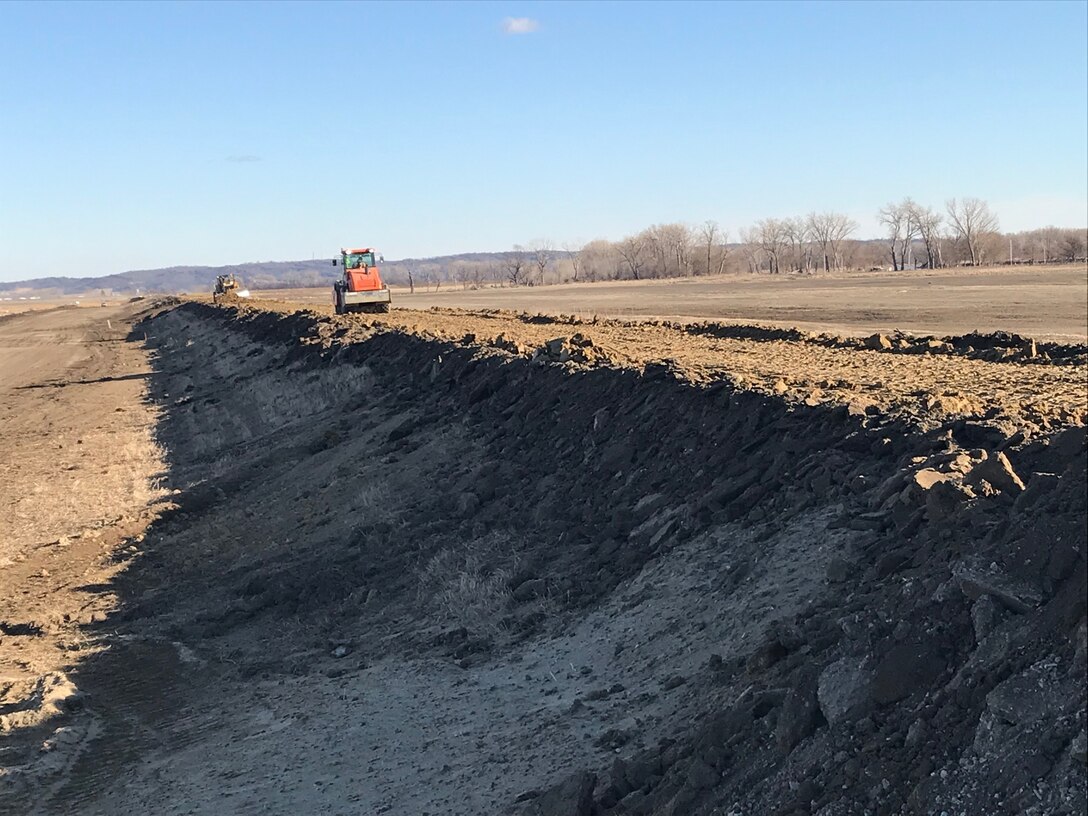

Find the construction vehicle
[[333, 248, 391, 314], [213, 273, 239, 304]]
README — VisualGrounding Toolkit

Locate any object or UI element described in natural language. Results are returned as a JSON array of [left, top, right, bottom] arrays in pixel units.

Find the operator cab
[[336, 248, 384, 268], [345, 249, 376, 270]]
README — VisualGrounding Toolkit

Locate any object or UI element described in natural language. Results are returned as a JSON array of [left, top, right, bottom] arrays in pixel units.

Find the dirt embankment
[[2, 300, 1085, 816], [261, 301, 1087, 431]]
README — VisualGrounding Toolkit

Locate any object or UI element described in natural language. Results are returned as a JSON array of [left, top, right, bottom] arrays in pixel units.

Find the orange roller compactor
[[332, 247, 392, 314]]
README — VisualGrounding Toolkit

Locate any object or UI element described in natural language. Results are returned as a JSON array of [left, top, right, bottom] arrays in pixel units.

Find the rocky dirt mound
[[265, 303, 1085, 434], [407, 307, 1088, 366], [9, 300, 1082, 815], [123, 302, 920, 647], [522, 428, 1086, 816], [136, 302, 1084, 815]]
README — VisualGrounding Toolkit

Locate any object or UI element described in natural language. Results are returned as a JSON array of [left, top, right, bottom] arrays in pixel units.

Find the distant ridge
[[5, 236, 1080, 298], [0, 253, 522, 296]]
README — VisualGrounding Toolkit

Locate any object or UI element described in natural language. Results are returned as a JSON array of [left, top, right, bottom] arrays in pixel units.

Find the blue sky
[[1, 0, 1086, 280]]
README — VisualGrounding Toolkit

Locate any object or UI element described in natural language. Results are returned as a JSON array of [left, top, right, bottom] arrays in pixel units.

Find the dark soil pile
[[119, 302, 1086, 815], [420, 307, 1088, 365]]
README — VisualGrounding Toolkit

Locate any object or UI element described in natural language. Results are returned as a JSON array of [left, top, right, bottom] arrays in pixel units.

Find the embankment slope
[[2, 301, 1084, 815]]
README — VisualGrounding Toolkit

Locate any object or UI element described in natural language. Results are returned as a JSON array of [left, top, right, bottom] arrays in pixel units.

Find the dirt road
[[1, 300, 1085, 815], [0, 303, 165, 808]]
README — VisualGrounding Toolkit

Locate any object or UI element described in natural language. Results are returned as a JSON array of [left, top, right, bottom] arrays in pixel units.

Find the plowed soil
[[254, 263, 1088, 341], [1, 298, 1085, 816]]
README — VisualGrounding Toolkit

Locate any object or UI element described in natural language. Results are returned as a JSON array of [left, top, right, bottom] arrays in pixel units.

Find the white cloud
[[226, 154, 262, 163], [502, 17, 539, 35]]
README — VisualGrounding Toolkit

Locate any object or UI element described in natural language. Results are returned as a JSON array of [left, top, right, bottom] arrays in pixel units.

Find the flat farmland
[[254, 264, 1088, 340]]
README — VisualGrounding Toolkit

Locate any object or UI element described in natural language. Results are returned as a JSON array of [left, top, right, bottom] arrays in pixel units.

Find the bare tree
[[562, 242, 584, 283], [1060, 230, 1086, 262], [783, 217, 810, 273], [470, 263, 486, 289], [531, 240, 552, 286], [640, 223, 693, 278], [713, 233, 729, 275], [697, 220, 729, 276], [878, 203, 904, 270], [419, 262, 443, 292], [698, 220, 718, 276], [878, 198, 919, 271], [1038, 225, 1062, 263], [370, 200, 1076, 292], [909, 203, 944, 269], [580, 239, 619, 282], [640, 227, 663, 278], [755, 218, 787, 274], [838, 237, 866, 270], [504, 245, 528, 286], [663, 223, 694, 278], [946, 198, 999, 266], [807, 212, 833, 272], [1006, 227, 1085, 265], [616, 233, 648, 280], [805, 212, 852, 273], [738, 226, 763, 274], [451, 260, 473, 290], [826, 213, 857, 271]]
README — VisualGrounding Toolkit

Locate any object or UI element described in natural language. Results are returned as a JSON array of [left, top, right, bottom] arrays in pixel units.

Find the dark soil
[[7, 299, 1081, 815]]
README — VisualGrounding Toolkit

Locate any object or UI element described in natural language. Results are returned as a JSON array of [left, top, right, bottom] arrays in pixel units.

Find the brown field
[[253, 263, 1088, 341], [0, 300, 76, 319], [1, 291, 1085, 815]]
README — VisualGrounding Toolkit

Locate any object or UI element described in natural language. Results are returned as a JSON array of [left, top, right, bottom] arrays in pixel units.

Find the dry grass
[[416, 535, 521, 639]]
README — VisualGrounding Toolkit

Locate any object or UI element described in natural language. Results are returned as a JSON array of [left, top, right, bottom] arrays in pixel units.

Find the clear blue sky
[[1, 0, 1085, 280]]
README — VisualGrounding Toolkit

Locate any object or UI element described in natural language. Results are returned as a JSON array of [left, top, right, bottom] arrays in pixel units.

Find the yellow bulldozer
[[213, 273, 250, 304]]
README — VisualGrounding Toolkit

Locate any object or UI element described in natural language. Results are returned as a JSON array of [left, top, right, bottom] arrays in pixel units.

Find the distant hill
[[0, 252, 524, 297], [0, 260, 331, 297]]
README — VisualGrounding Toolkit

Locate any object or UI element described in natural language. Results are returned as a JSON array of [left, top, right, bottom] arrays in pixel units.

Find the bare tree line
[[1006, 225, 1087, 265], [380, 201, 1086, 290], [537, 214, 861, 283], [877, 197, 1001, 269], [735, 213, 859, 275], [873, 198, 1088, 270]]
